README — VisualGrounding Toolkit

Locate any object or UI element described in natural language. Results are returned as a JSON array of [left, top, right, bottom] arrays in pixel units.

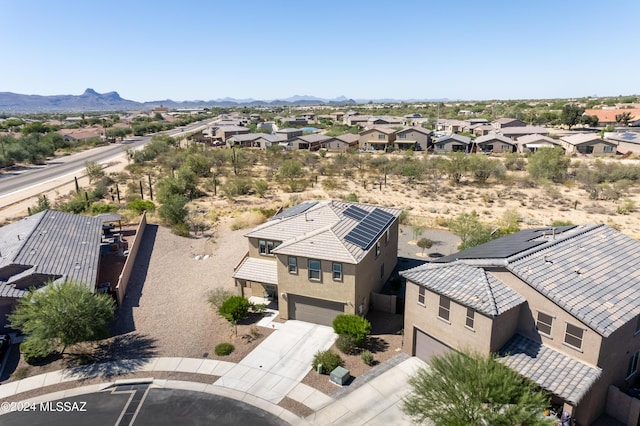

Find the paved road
[[0, 119, 213, 204], [1, 386, 288, 426]]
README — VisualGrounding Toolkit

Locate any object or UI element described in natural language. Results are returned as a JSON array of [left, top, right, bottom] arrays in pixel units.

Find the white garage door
[[414, 327, 452, 363], [288, 294, 345, 326]]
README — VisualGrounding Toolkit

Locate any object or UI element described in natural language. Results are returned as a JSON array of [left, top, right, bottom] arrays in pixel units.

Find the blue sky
[[1, 0, 637, 102]]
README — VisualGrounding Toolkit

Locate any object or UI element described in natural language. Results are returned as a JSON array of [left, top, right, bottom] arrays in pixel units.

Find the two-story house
[[358, 127, 397, 151], [394, 127, 432, 151], [401, 225, 640, 425], [233, 201, 400, 326]]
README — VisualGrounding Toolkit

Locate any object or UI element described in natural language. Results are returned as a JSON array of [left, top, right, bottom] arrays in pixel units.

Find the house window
[[564, 323, 584, 350], [536, 312, 553, 337], [418, 286, 425, 306], [628, 351, 640, 378], [438, 296, 450, 322], [502, 144, 511, 151], [466, 308, 475, 329], [288, 256, 297, 274], [437, 143, 445, 149], [376, 241, 381, 257], [332, 263, 342, 281], [380, 263, 384, 279], [378, 134, 385, 140], [603, 145, 613, 153], [385, 229, 390, 245], [308, 259, 321, 281], [399, 134, 407, 139], [258, 239, 280, 256]]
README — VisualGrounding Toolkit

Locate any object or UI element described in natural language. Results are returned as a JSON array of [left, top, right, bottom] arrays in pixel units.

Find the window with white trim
[[288, 256, 297, 274], [466, 308, 475, 329], [603, 145, 613, 153], [628, 351, 640, 378], [308, 259, 321, 281], [438, 296, 450, 322], [536, 312, 553, 337], [332, 263, 342, 281], [378, 134, 385, 140], [564, 323, 584, 350], [376, 241, 381, 257], [418, 287, 425, 306]]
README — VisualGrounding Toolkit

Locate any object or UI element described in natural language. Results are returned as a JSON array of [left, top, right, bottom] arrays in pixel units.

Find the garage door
[[288, 294, 345, 326], [414, 327, 451, 363]]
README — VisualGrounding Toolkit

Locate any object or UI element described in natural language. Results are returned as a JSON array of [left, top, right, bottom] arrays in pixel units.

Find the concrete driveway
[[215, 321, 336, 403]]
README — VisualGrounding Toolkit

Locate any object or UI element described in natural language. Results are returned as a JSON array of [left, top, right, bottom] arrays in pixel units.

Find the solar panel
[[344, 208, 395, 250], [271, 201, 318, 220], [343, 205, 368, 221]]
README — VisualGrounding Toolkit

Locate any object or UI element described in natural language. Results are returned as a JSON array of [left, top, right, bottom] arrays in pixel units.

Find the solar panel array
[[343, 205, 368, 221], [344, 208, 395, 250], [272, 201, 318, 220]]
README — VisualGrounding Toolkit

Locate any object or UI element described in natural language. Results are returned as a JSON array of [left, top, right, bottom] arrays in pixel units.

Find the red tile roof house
[[401, 224, 640, 425]]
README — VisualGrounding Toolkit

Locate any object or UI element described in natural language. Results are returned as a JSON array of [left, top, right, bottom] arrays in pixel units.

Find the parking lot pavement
[[215, 321, 336, 403]]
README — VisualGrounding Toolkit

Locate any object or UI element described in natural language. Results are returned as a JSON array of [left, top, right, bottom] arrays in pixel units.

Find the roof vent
[[544, 256, 553, 265]]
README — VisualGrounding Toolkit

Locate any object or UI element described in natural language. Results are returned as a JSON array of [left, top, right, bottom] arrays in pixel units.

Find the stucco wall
[[115, 211, 147, 305]]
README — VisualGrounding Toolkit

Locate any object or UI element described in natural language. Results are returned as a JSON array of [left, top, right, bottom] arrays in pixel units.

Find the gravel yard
[[112, 217, 258, 359]]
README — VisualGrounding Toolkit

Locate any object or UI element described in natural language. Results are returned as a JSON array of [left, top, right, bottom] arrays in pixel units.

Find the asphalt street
[[1, 387, 289, 426]]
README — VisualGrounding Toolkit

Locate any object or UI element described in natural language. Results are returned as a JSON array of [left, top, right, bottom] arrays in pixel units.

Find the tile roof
[[604, 132, 640, 144], [499, 334, 601, 404], [475, 134, 514, 144], [335, 133, 359, 144], [434, 134, 471, 144], [233, 257, 278, 285], [292, 134, 332, 143], [360, 127, 398, 135], [559, 133, 605, 146], [245, 201, 401, 264], [401, 263, 525, 317], [506, 224, 640, 337], [584, 108, 640, 123], [0, 210, 103, 297], [499, 126, 549, 136], [396, 126, 432, 136], [493, 118, 524, 125], [516, 134, 558, 145]]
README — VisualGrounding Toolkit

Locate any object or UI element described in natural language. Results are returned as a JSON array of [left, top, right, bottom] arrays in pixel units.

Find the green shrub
[[551, 220, 573, 227], [127, 198, 156, 213], [344, 193, 358, 202], [171, 221, 191, 237], [361, 350, 375, 366], [250, 303, 267, 314], [214, 343, 234, 356], [21, 338, 55, 364], [312, 349, 343, 374], [90, 202, 118, 215], [336, 333, 360, 355], [332, 314, 371, 344]]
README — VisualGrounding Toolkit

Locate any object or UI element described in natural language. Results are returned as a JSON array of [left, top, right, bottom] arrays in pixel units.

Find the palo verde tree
[[403, 350, 554, 426], [9, 281, 115, 361]]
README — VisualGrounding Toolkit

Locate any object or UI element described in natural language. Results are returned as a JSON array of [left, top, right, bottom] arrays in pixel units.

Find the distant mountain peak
[[82, 88, 98, 96]]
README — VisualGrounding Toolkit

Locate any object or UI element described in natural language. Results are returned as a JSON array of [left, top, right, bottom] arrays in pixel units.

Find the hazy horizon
[[2, 0, 638, 102]]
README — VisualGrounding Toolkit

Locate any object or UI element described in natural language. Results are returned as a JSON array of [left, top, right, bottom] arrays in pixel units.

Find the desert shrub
[[527, 147, 569, 183], [214, 343, 234, 356], [361, 350, 375, 366], [253, 179, 269, 197], [617, 198, 637, 215], [230, 210, 267, 230], [21, 338, 55, 364], [344, 193, 358, 202], [207, 288, 235, 309], [127, 198, 155, 213], [249, 326, 260, 338], [398, 210, 409, 225], [250, 303, 267, 314], [312, 349, 343, 374], [171, 221, 191, 237], [332, 314, 371, 344], [89, 202, 118, 215], [417, 238, 433, 253], [322, 177, 340, 190], [219, 295, 250, 335], [336, 333, 360, 355], [551, 220, 573, 226], [503, 153, 526, 171]]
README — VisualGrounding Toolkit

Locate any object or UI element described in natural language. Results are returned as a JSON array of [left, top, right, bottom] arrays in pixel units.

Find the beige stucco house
[[394, 127, 431, 151], [559, 133, 617, 156], [233, 201, 400, 326], [473, 133, 516, 153], [401, 225, 640, 425], [358, 127, 397, 151], [432, 134, 471, 153]]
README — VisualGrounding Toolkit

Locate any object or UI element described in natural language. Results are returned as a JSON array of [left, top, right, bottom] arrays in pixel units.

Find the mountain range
[[0, 89, 448, 113]]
